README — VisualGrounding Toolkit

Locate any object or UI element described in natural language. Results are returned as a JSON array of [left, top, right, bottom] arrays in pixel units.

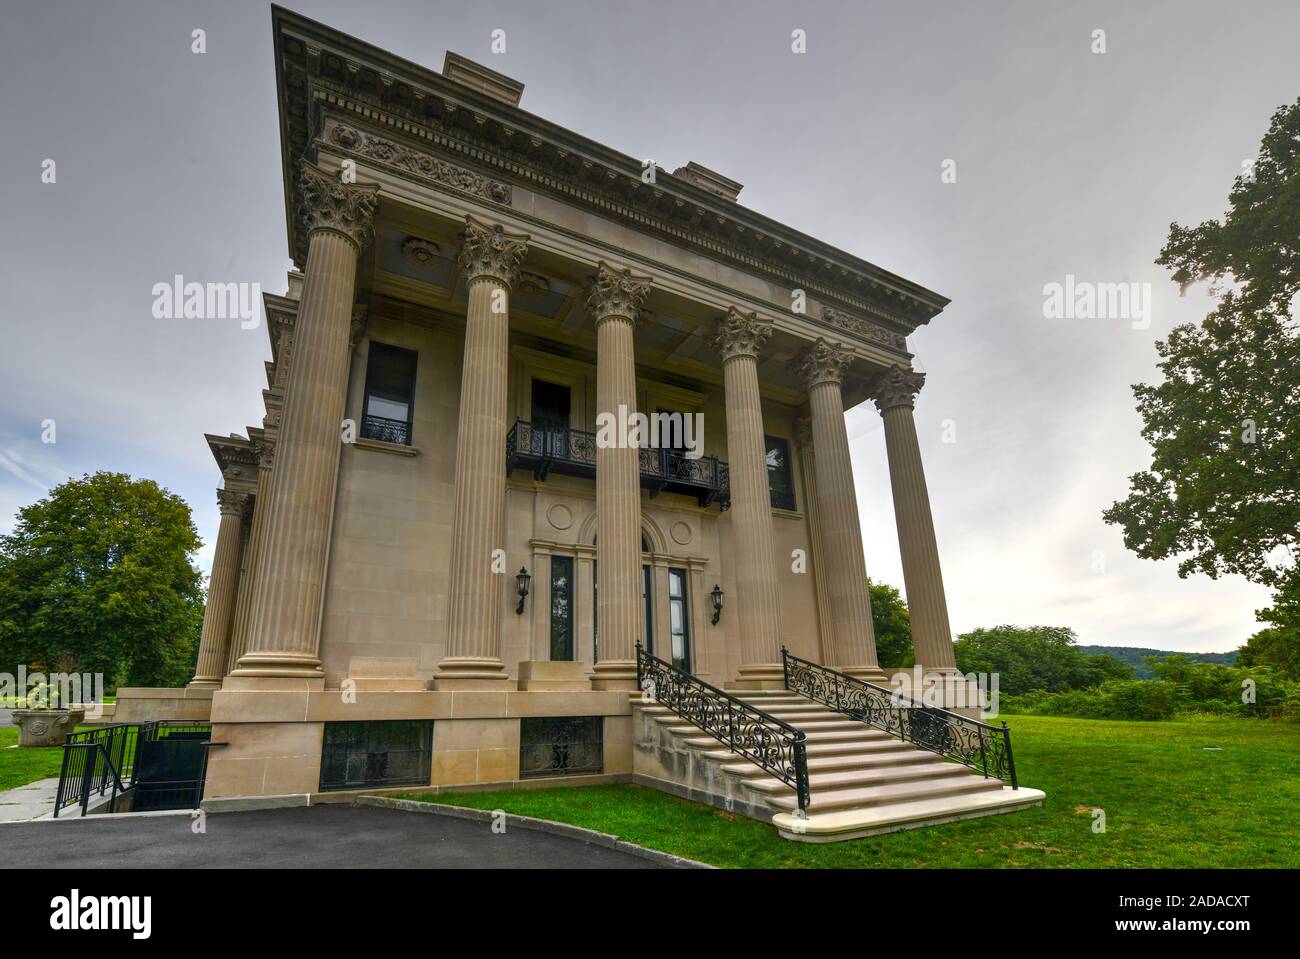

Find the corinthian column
[[870, 365, 957, 671], [235, 161, 378, 679], [190, 489, 250, 687], [588, 263, 651, 690], [225, 438, 274, 674], [710, 308, 784, 688], [793, 339, 882, 680], [434, 217, 529, 689]]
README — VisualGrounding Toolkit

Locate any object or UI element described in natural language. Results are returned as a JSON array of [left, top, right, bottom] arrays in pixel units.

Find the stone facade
[[175, 10, 963, 805]]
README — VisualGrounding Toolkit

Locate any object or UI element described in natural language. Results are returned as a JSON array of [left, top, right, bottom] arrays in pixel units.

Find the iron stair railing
[[781, 647, 1018, 789], [637, 644, 810, 813]]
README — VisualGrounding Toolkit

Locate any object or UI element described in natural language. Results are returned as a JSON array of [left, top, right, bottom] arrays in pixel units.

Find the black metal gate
[[55, 722, 212, 816], [134, 726, 211, 811]]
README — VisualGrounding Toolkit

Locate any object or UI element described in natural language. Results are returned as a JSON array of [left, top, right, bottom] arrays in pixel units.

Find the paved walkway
[[0, 803, 664, 868], [0, 777, 59, 822]]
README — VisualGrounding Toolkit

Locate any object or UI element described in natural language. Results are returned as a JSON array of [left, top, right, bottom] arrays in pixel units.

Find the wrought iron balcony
[[506, 418, 730, 509], [361, 414, 412, 446]]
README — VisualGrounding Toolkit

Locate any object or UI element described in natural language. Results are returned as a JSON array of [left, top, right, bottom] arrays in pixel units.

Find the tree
[[1104, 98, 1300, 628], [868, 578, 913, 668], [1237, 625, 1300, 679], [953, 625, 1132, 696], [0, 472, 205, 688]]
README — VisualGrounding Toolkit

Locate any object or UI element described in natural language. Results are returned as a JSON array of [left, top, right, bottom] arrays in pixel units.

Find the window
[[550, 555, 574, 661], [766, 435, 795, 510], [668, 568, 691, 672], [520, 717, 603, 778], [319, 720, 432, 791], [361, 343, 417, 445]]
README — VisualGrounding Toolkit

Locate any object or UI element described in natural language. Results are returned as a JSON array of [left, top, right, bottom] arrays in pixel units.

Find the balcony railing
[[506, 418, 730, 509], [361, 414, 412, 446]]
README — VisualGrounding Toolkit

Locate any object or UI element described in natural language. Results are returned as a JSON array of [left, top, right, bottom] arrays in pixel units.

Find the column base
[[186, 678, 222, 689], [841, 665, 889, 685], [432, 656, 511, 690], [230, 651, 324, 679], [591, 660, 638, 690], [731, 664, 788, 690]]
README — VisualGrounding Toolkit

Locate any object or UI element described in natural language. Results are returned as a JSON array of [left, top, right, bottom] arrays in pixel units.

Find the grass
[[397, 714, 1300, 868], [0, 726, 69, 793]]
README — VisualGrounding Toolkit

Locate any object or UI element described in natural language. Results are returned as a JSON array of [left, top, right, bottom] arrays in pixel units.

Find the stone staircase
[[632, 688, 1044, 842]]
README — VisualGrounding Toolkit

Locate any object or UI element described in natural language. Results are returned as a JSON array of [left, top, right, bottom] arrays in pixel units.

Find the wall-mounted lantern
[[515, 566, 532, 615], [710, 583, 724, 625]]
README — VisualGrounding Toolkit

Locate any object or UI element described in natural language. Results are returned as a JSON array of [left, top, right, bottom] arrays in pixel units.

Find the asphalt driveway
[[0, 802, 664, 869]]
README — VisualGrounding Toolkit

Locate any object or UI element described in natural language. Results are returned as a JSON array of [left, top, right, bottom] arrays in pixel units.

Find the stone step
[[767, 772, 1005, 814], [681, 728, 904, 752], [740, 761, 972, 795], [720, 749, 939, 777], [771, 786, 1047, 842]]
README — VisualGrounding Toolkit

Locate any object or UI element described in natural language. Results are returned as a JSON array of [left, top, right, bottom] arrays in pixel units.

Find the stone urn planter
[[12, 708, 84, 747]]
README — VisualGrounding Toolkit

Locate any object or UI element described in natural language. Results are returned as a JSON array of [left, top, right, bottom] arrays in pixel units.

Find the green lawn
[[0, 726, 68, 792], [398, 714, 1300, 868]]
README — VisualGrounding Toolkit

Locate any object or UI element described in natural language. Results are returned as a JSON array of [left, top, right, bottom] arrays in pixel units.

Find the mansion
[[119, 7, 1041, 840]]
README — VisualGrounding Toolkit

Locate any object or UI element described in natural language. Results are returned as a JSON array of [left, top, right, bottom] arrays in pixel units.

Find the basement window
[[520, 717, 603, 779], [319, 720, 433, 791]]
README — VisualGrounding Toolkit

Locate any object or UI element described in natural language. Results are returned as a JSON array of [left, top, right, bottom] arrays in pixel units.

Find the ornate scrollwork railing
[[781, 648, 1018, 788], [506, 419, 731, 509], [637, 644, 809, 813]]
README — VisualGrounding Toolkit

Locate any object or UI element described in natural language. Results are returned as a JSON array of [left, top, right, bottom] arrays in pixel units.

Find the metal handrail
[[56, 741, 130, 817], [781, 647, 1018, 789], [637, 644, 809, 813]]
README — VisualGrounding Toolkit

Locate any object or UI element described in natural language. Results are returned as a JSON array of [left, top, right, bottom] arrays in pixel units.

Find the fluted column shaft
[[225, 456, 272, 674], [589, 264, 651, 689], [190, 491, 248, 686], [797, 340, 881, 678], [874, 367, 957, 671], [435, 218, 529, 689], [235, 162, 377, 678], [794, 418, 836, 665], [712, 309, 783, 687]]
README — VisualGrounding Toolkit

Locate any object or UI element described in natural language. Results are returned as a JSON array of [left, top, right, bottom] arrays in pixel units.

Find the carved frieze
[[325, 120, 511, 205], [710, 307, 773, 362], [296, 160, 379, 252], [585, 262, 652, 324], [821, 306, 908, 352], [458, 216, 529, 287], [401, 237, 441, 268], [869, 363, 927, 412]]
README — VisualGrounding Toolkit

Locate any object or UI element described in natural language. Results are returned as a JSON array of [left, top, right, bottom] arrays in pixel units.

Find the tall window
[[531, 379, 571, 459], [667, 568, 691, 672], [361, 343, 417, 445], [766, 435, 795, 510], [550, 555, 574, 661]]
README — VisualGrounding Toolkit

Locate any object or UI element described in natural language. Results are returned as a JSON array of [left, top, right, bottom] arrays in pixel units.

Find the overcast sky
[[1, 0, 1295, 652]]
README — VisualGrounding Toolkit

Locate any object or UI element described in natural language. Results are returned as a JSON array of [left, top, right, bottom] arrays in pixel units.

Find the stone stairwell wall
[[631, 704, 776, 822]]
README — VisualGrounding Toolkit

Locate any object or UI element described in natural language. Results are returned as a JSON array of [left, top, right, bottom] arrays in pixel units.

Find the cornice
[[271, 6, 949, 336], [206, 433, 259, 492]]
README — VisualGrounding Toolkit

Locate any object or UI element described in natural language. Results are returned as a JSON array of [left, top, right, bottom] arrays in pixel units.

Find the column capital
[[254, 435, 277, 471], [870, 363, 927, 412], [710, 307, 773, 362], [792, 338, 855, 390], [459, 216, 529, 288], [296, 160, 379, 253], [216, 488, 251, 517], [586, 261, 651, 325]]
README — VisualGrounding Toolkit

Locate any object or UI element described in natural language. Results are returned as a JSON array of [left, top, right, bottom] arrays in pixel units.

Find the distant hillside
[[1080, 646, 1238, 679]]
